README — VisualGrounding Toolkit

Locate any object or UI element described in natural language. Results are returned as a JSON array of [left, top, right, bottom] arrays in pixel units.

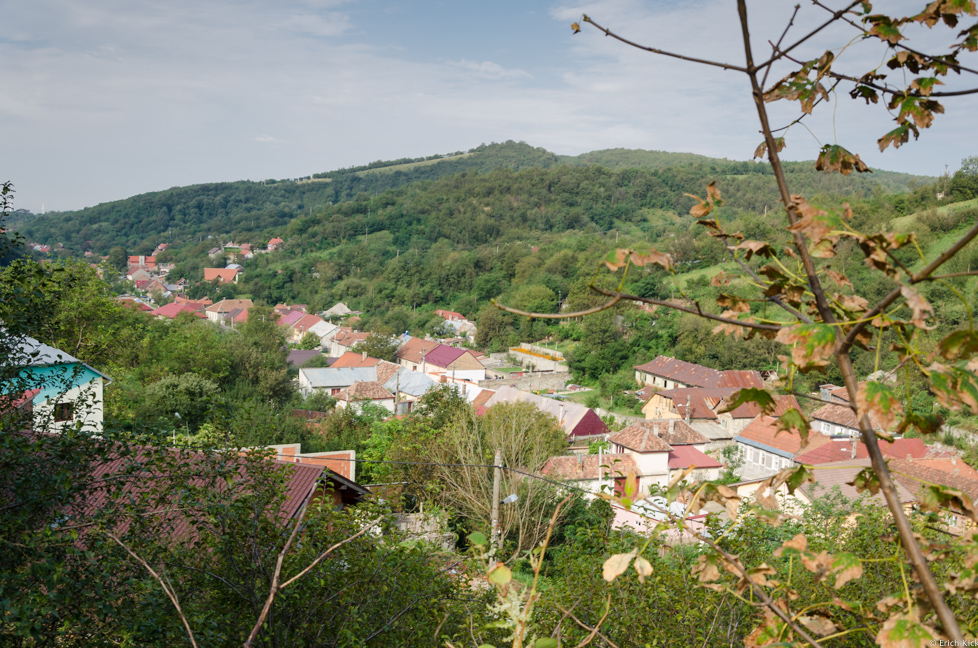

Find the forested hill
[[12, 141, 932, 255]]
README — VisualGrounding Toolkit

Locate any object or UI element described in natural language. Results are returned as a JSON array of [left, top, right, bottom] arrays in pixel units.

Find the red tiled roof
[[338, 381, 394, 401], [203, 268, 239, 283], [613, 419, 708, 448], [542, 454, 639, 481], [736, 415, 832, 457], [293, 314, 325, 334], [722, 394, 802, 420], [435, 309, 466, 321], [206, 299, 253, 313], [667, 446, 723, 470], [332, 351, 381, 368], [395, 337, 440, 364], [332, 329, 370, 349], [152, 302, 206, 319], [472, 390, 495, 415], [633, 356, 722, 387], [608, 424, 673, 453], [655, 387, 740, 420], [889, 458, 978, 506], [855, 437, 928, 460], [799, 458, 915, 505], [75, 447, 324, 543], [715, 371, 765, 388], [376, 361, 400, 385], [277, 310, 305, 327]]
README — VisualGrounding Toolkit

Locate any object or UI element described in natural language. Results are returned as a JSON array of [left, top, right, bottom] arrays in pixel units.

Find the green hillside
[[11, 141, 937, 256]]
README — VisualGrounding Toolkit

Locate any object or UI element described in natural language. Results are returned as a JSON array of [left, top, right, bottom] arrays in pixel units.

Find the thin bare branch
[[922, 270, 978, 281], [492, 294, 621, 319], [753, 0, 863, 72], [243, 495, 314, 648], [278, 515, 383, 589], [581, 16, 748, 73], [762, 3, 801, 88], [841, 219, 978, 351], [811, 0, 978, 77], [107, 533, 199, 648], [561, 595, 618, 648], [496, 287, 782, 332]]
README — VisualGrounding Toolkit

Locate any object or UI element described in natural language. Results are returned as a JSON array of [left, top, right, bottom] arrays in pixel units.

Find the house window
[[54, 402, 74, 422]]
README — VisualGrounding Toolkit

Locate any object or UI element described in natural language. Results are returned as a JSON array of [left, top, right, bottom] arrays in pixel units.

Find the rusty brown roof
[[890, 458, 978, 504], [613, 419, 708, 448], [633, 356, 721, 387], [339, 381, 394, 401], [736, 415, 831, 458], [395, 337, 440, 364], [608, 424, 674, 453], [722, 394, 802, 420], [798, 458, 915, 505], [715, 371, 766, 388], [655, 387, 740, 420], [541, 453, 640, 480]]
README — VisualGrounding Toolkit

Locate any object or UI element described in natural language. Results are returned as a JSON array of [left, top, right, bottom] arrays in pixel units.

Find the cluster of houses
[[206, 238, 283, 262], [125, 244, 182, 298]]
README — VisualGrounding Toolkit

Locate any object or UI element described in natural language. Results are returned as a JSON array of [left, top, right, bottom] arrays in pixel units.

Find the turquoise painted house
[[12, 337, 112, 433]]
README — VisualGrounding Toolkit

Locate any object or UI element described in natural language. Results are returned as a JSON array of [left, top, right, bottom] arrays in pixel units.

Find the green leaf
[[467, 531, 488, 547], [896, 411, 943, 436], [784, 465, 814, 494], [775, 324, 837, 372], [535, 639, 559, 648], [719, 388, 776, 415], [937, 330, 978, 360], [777, 408, 810, 444], [849, 467, 881, 495]]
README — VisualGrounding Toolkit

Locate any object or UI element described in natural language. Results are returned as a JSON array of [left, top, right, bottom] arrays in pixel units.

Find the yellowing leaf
[[900, 285, 934, 328], [875, 613, 938, 648], [816, 144, 872, 175], [633, 556, 653, 583], [487, 562, 512, 586], [857, 381, 903, 431], [602, 552, 636, 582], [571, 22, 581, 33], [832, 553, 864, 588]]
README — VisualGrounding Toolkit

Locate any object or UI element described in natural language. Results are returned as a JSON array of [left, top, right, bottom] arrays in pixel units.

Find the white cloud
[[449, 60, 532, 80], [1, 0, 975, 211]]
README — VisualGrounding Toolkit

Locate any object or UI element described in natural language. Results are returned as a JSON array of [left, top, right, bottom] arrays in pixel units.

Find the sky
[[1, 0, 976, 213]]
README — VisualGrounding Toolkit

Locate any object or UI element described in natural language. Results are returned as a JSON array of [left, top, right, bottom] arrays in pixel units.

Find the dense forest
[[11, 141, 936, 256]]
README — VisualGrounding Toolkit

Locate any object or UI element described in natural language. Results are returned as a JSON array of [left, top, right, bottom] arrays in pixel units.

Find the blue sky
[[1, 0, 975, 212]]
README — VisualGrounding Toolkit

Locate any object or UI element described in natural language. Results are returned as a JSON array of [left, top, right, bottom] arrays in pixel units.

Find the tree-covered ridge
[[13, 141, 933, 256]]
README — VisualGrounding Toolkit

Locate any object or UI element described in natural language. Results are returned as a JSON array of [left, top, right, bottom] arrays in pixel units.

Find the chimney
[[653, 423, 659, 437], [362, 351, 367, 361], [668, 419, 675, 434], [850, 440, 857, 459], [558, 404, 564, 423], [685, 395, 691, 424]]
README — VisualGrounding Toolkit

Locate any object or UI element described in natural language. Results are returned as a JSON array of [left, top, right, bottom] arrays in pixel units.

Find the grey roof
[[287, 349, 322, 367], [14, 336, 82, 365], [300, 366, 377, 389], [8, 336, 112, 382], [384, 369, 438, 397], [226, 263, 243, 270]]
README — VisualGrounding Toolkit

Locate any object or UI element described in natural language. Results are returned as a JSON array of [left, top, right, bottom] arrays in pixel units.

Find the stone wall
[[477, 371, 573, 392]]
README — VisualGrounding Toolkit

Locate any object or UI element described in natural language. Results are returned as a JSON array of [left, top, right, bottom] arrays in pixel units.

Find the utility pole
[[491, 448, 502, 550]]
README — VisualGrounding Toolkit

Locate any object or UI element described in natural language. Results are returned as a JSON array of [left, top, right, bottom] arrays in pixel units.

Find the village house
[[323, 302, 353, 318], [808, 383, 891, 438], [127, 255, 157, 270], [325, 328, 370, 357], [203, 267, 241, 284], [734, 415, 833, 475], [484, 386, 608, 440], [335, 381, 396, 413], [205, 298, 254, 325], [420, 345, 487, 382], [289, 314, 326, 344], [150, 303, 206, 320], [267, 237, 284, 251], [395, 337, 440, 371], [541, 453, 641, 497], [8, 337, 112, 434]]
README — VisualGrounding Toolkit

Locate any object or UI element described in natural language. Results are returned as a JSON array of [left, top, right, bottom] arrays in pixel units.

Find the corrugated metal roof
[[423, 344, 467, 368], [301, 367, 376, 388], [667, 446, 723, 470]]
